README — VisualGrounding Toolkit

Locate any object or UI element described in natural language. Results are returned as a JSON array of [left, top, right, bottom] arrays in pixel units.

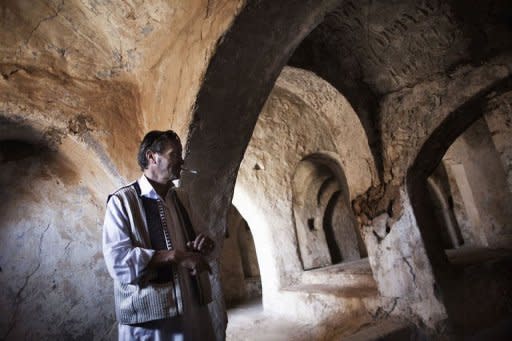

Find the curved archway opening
[[407, 77, 512, 336], [227, 65, 379, 339]]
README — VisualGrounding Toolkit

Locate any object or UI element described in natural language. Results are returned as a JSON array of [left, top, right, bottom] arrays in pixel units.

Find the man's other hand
[[187, 233, 215, 255]]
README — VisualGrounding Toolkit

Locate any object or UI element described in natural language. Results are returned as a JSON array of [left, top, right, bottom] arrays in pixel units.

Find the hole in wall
[[307, 218, 315, 231], [0, 140, 41, 163]]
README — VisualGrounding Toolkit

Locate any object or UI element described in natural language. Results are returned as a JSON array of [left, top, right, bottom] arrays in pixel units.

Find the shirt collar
[[137, 174, 180, 200], [138, 174, 162, 200]]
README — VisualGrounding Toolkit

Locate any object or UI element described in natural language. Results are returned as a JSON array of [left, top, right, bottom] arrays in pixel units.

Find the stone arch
[[232, 66, 377, 324], [179, 1, 344, 334], [406, 76, 512, 334], [407, 76, 512, 269], [182, 0, 344, 233]]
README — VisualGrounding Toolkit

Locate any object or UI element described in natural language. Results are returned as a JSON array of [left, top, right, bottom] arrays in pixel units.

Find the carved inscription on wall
[[306, 0, 469, 94]]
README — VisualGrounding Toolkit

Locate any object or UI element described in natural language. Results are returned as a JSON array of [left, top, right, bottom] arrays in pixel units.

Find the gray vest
[[109, 184, 185, 325]]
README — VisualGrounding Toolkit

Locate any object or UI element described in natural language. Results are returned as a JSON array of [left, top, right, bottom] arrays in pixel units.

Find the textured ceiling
[[290, 0, 512, 96]]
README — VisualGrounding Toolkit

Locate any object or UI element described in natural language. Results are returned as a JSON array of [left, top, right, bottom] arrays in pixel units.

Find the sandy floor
[[226, 299, 316, 341], [225, 298, 375, 341]]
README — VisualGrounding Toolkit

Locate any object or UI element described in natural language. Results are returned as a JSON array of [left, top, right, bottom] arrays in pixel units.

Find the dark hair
[[137, 130, 181, 170]]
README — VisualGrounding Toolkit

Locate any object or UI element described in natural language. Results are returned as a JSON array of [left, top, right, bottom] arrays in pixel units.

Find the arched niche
[[292, 153, 366, 270], [0, 118, 121, 340]]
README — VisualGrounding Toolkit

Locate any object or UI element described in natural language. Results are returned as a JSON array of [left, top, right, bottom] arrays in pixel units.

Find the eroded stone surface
[[0, 137, 118, 340]]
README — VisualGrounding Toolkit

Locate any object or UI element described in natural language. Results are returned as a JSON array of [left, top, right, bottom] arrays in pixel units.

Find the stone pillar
[[363, 188, 448, 330]]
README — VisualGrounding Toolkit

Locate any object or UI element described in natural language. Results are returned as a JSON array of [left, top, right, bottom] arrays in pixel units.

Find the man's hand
[[177, 251, 211, 275], [149, 249, 211, 275], [186, 233, 215, 255]]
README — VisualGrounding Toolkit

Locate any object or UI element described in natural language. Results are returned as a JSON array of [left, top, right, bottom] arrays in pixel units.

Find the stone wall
[[0, 0, 244, 141], [0, 135, 119, 340], [485, 91, 512, 193], [444, 117, 512, 247]]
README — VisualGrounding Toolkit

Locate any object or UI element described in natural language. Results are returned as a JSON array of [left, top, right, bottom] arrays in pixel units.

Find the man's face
[[152, 141, 183, 183]]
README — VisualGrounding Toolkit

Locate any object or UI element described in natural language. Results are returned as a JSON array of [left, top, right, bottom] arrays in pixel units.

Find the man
[[103, 130, 216, 340]]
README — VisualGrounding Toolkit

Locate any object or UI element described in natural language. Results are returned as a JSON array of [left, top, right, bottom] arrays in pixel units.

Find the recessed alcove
[[230, 65, 379, 339], [292, 154, 366, 270]]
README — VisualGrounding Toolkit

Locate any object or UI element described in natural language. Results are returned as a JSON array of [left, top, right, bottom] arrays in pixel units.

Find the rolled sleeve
[[102, 195, 155, 284]]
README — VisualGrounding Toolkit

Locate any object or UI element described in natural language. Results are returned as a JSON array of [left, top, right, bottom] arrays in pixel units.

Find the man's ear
[[146, 150, 156, 165]]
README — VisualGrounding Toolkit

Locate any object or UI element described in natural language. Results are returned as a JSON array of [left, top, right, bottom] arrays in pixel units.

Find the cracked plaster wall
[[0, 135, 119, 340], [362, 189, 448, 330], [1, 0, 244, 139], [356, 62, 512, 331]]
